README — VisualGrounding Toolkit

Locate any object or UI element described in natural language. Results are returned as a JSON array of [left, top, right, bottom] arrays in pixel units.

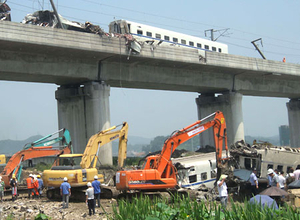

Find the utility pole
[[205, 28, 230, 41], [49, 0, 64, 29], [251, 38, 266, 59]]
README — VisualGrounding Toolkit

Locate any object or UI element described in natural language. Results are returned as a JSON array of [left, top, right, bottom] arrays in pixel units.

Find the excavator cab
[[51, 154, 83, 169], [141, 156, 157, 169]]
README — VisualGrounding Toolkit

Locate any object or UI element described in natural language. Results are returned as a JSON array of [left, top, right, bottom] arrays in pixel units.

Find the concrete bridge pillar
[[287, 99, 300, 148], [56, 81, 112, 165], [196, 92, 245, 147]]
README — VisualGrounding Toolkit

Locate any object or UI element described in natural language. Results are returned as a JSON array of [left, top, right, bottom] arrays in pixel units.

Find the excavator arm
[[155, 111, 228, 174], [116, 111, 228, 192], [1, 129, 72, 188], [80, 122, 128, 169], [23, 129, 72, 152]]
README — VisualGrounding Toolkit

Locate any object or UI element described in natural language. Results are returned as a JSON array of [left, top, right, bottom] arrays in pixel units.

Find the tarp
[[288, 180, 300, 189], [249, 195, 278, 209], [259, 186, 288, 197], [234, 169, 252, 181]]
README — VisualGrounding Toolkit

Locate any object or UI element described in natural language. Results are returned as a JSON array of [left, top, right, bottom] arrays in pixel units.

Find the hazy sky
[[1, 0, 299, 140]]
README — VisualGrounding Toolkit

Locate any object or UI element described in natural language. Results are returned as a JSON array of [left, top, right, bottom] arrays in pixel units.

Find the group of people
[[0, 173, 43, 202], [249, 167, 293, 196], [0, 174, 19, 201], [26, 174, 44, 199], [60, 175, 101, 216], [216, 167, 297, 209]]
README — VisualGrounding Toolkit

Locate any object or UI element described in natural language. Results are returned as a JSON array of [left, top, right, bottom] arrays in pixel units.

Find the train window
[[137, 30, 143, 35], [189, 41, 194, 46], [173, 37, 178, 43], [197, 43, 202, 48], [189, 167, 195, 172], [155, 33, 161, 39], [212, 47, 217, 51], [277, 165, 283, 173], [218, 48, 222, 53], [181, 39, 186, 45], [113, 23, 121, 33], [211, 170, 217, 178], [189, 175, 197, 183], [201, 172, 207, 180], [164, 35, 170, 41], [245, 158, 251, 170], [205, 45, 209, 50], [252, 159, 256, 169], [146, 31, 152, 37], [267, 164, 273, 169]]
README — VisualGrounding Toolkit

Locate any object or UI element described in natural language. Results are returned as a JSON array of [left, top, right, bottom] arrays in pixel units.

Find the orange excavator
[[116, 111, 229, 197], [1, 129, 72, 188]]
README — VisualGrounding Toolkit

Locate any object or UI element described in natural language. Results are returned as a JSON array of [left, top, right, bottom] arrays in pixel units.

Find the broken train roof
[[22, 10, 105, 35], [230, 140, 300, 157]]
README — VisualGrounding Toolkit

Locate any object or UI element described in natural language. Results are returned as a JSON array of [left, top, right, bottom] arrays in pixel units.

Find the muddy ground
[[0, 194, 117, 220]]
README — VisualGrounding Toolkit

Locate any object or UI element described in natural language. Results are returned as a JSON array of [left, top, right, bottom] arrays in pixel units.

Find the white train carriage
[[109, 20, 228, 55], [233, 146, 300, 179], [172, 152, 220, 189]]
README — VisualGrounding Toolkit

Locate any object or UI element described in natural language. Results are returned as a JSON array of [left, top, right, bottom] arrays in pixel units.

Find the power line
[[9, 0, 300, 58], [17, 0, 300, 47], [80, 0, 300, 46]]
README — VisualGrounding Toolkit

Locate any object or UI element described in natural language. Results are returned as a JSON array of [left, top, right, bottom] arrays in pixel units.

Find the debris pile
[[0, 1, 10, 21], [22, 10, 105, 36], [230, 140, 258, 157], [0, 197, 116, 219]]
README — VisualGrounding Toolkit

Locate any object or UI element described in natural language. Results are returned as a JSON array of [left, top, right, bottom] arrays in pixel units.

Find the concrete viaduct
[[1, 21, 300, 165]]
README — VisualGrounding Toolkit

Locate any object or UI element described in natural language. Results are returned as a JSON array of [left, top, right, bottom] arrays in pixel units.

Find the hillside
[[0, 135, 44, 155], [0, 135, 151, 156], [0, 134, 281, 156], [245, 135, 280, 146]]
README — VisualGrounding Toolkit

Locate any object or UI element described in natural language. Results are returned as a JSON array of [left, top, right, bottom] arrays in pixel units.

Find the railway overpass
[[1, 21, 300, 164]]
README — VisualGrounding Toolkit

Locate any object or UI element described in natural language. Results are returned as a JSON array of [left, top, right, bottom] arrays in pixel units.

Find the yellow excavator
[[42, 122, 128, 200]]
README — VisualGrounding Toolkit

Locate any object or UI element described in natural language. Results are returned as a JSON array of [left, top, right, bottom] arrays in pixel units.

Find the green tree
[[142, 136, 168, 153]]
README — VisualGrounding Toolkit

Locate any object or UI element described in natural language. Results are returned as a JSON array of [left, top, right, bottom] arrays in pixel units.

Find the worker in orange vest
[[283, 57, 286, 63], [26, 174, 34, 199], [32, 175, 39, 198]]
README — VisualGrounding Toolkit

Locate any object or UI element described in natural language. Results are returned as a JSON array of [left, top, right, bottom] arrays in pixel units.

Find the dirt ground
[[0, 194, 117, 220]]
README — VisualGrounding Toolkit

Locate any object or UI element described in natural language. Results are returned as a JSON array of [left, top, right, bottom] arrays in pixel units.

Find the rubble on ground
[[0, 197, 116, 220]]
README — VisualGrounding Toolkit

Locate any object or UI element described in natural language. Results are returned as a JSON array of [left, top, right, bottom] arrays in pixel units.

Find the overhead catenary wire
[[14, 0, 300, 45], [8, 0, 300, 58]]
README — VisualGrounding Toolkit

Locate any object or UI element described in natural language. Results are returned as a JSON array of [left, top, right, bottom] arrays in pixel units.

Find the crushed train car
[[230, 140, 300, 184], [172, 152, 218, 190], [0, 0, 11, 21], [22, 10, 105, 35]]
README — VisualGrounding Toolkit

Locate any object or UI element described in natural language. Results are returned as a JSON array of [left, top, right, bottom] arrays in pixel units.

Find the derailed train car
[[172, 152, 228, 190], [0, 0, 11, 21], [171, 141, 300, 192], [230, 141, 300, 184]]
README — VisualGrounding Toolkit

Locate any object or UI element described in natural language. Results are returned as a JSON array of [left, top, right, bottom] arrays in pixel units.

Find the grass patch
[[35, 163, 52, 171], [111, 195, 300, 220]]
